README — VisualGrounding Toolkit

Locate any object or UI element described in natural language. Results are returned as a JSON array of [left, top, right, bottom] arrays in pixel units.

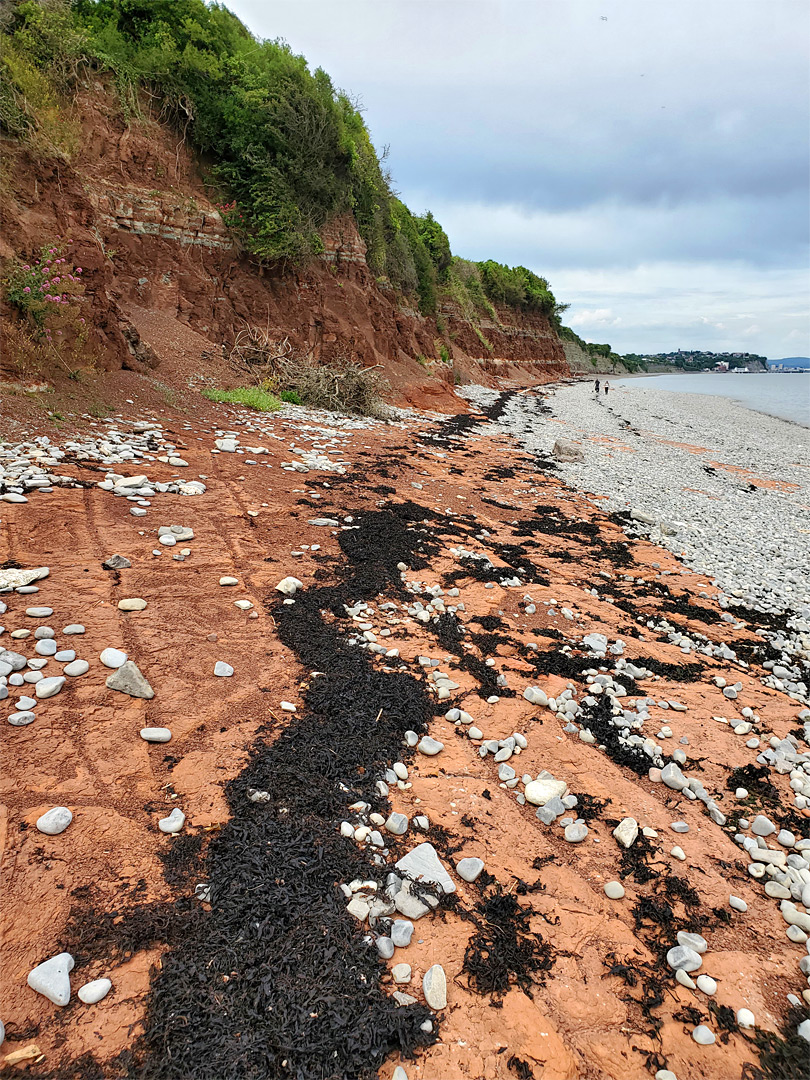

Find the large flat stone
[[395, 843, 456, 895], [106, 661, 154, 699]]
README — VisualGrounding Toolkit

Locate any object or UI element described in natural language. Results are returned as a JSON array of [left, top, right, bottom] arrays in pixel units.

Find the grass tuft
[[201, 386, 282, 412]]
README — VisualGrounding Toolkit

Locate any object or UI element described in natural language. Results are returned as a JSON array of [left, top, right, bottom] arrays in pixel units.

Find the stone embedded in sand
[[417, 736, 443, 756], [661, 762, 689, 791], [140, 727, 171, 743], [582, 632, 608, 655], [158, 808, 186, 834], [77, 978, 112, 1004], [392, 1067, 409, 1080], [9, 711, 35, 726], [729, 895, 748, 912], [0, 649, 27, 672], [64, 660, 89, 677], [736, 1008, 755, 1029], [696, 975, 717, 996], [677, 931, 707, 954], [524, 777, 568, 806], [214, 661, 234, 677], [552, 439, 584, 463], [396, 843, 455, 894], [391, 920, 414, 947], [25, 607, 53, 618], [118, 598, 147, 611], [423, 964, 447, 1010], [564, 823, 588, 843], [34, 676, 65, 699], [781, 901, 810, 934], [393, 882, 436, 920], [751, 814, 776, 836], [103, 555, 131, 570], [385, 812, 408, 836], [392, 963, 411, 983], [63, 624, 85, 635], [27, 952, 74, 1006], [523, 686, 548, 706], [691, 1025, 715, 1045], [106, 661, 154, 699], [219, 576, 238, 586], [0, 566, 49, 590], [666, 945, 703, 972], [276, 576, 303, 596], [675, 969, 696, 989], [655, 1071, 678, 1080], [36, 807, 72, 835], [536, 797, 566, 825], [376, 937, 395, 959], [604, 881, 625, 900], [613, 817, 639, 848], [456, 857, 484, 883], [100, 648, 127, 669]]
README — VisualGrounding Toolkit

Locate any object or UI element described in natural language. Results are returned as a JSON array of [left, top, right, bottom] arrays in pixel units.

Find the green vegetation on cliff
[[1, 0, 567, 331]]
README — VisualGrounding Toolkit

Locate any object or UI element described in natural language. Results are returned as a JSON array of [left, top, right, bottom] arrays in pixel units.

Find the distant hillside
[[768, 357, 810, 369]]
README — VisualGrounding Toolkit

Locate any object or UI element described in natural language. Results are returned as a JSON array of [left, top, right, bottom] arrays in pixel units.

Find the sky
[[229, 0, 810, 359]]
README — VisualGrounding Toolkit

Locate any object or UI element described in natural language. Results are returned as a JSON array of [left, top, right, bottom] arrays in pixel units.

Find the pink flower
[[52, 277, 60, 284], [23, 287, 30, 294], [49, 248, 56, 254], [23, 264, 30, 270], [57, 330, 62, 335], [76, 268, 82, 274], [79, 318, 85, 324]]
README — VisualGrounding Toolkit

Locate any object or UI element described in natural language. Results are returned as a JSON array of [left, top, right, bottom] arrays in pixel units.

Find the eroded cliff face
[[0, 81, 568, 407]]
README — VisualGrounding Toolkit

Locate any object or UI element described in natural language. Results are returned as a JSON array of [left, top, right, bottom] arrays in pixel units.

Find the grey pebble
[[456, 857, 484, 883], [391, 920, 414, 947], [385, 812, 408, 836], [666, 945, 702, 972], [376, 937, 395, 960], [564, 823, 588, 843], [36, 807, 73, 835], [140, 727, 171, 743]]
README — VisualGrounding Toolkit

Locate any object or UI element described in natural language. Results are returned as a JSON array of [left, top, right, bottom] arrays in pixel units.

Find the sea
[[611, 372, 810, 427]]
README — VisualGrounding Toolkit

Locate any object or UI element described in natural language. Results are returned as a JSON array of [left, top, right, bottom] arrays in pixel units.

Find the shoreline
[[611, 372, 810, 429], [462, 381, 810, 619]]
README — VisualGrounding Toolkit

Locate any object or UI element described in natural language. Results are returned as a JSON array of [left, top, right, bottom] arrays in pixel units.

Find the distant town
[[621, 349, 768, 372], [615, 350, 810, 373]]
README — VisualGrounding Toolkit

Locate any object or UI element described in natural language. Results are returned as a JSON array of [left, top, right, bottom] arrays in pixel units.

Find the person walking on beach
[[594, 379, 600, 395], [604, 381, 610, 396]]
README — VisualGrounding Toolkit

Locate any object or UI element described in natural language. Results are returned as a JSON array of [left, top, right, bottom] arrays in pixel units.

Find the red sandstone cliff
[[0, 82, 568, 409]]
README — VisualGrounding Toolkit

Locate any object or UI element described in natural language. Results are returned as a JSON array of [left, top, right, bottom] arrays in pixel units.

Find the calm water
[[612, 372, 810, 427]]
